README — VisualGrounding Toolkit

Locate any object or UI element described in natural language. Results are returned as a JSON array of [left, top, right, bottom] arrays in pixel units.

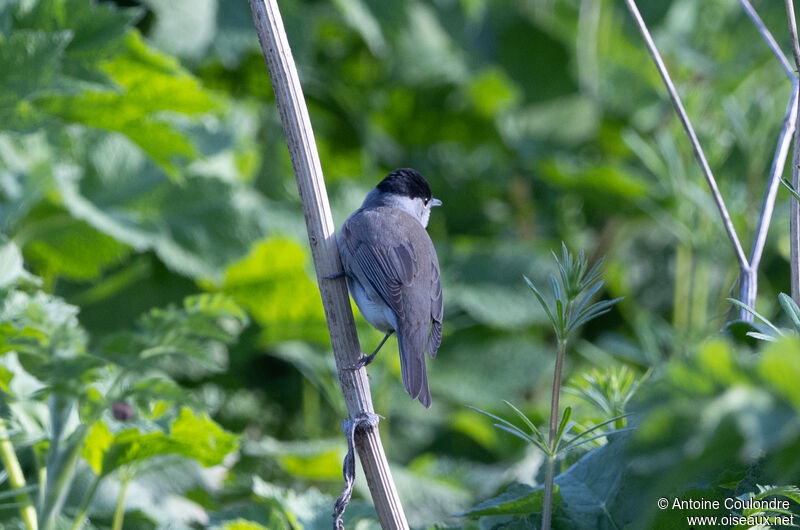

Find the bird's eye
[[423, 198, 430, 206]]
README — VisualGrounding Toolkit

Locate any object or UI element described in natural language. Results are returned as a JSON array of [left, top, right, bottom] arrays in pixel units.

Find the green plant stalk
[[542, 338, 567, 530], [0, 418, 38, 530], [40, 424, 89, 530], [673, 244, 691, 335], [69, 475, 102, 530], [111, 478, 129, 530]]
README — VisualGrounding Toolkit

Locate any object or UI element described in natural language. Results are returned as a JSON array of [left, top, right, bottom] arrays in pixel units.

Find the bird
[[336, 168, 443, 407]]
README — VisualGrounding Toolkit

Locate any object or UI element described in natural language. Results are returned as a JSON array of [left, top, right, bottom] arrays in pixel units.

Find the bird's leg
[[351, 331, 394, 369]]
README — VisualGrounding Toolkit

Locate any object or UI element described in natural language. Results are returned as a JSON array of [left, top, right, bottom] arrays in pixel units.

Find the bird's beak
[[430, 198, 442, 207]]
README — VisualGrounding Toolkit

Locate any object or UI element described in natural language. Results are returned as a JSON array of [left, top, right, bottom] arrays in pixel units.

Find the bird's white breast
[[348, 276, 397, 333]]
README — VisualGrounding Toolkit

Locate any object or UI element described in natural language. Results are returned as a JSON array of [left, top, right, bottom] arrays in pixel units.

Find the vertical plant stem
[[542, 338, 567, 530], [0, 418, 38, 530], [41, 423, 88, 530], [673, 244, 692, 332], [247, 0, 408, 527], [542, 455, 556, 530], [786, 0, 800, 305], [111, 478, 129, 530], [69, 475, 102, 530]]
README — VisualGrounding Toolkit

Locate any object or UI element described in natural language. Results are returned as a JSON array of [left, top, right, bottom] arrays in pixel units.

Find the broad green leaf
[[22, 213, 130, 280], [97, 408, 238, 475], [82, 420, 113, 475], [248, 436, 345, 482], [209, 237, 327, 344], [53, 132, 271, 279], [0, 32, 73, 130], [103, 293, 247, 380], [458, 483, 548, 517], [15, 0, 139, 86], [37, 31, 219, 178], [0, 289, 86, 362]]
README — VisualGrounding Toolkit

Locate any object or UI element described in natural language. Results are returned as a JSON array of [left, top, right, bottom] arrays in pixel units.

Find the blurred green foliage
[[1, 0, 800, 528]]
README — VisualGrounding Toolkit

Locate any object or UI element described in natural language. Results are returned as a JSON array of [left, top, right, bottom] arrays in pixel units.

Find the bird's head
[[363, 168, 442, 227]]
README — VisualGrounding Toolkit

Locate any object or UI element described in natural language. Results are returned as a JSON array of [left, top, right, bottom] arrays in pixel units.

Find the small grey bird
[[337, 168, 443, 407]]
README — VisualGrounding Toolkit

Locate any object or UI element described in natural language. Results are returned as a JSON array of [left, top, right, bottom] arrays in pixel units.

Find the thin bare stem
[[787, 0, 800, 66], [739, 0, 794, 80], [787, 0, 800, 305], [247, 1, 408, 527], [750, 83, 799, 272], [623, 0, 748, 268], [542, 339, 567, 530]]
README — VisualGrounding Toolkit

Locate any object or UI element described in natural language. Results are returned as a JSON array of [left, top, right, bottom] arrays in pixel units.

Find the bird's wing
[[339, 215, 418, 321], [428, 250, 443, 359]]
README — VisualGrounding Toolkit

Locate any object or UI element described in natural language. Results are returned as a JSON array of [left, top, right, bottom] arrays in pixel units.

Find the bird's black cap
[[377, 168, 432, 201]]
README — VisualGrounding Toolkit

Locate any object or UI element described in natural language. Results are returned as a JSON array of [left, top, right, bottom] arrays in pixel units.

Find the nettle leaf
[[0, 289, 86, 360], [103, 293, 247, 379], [459, 483, 549, 517], [14, 0, 140, 87], [54, 132, 271, 280], [37, 31, 219, 178], [83, 419, 113, 475], [0, 29, 71, 129], [22, 210, 131, 281], [86, 408, 238, 476], [207, 237, 328, 345]]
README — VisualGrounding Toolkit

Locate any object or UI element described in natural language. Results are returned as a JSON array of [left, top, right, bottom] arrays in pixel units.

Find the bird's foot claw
[[346, 352, 377, 371]]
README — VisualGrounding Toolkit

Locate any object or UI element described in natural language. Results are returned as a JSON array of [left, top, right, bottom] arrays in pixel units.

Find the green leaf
[[37, 31, 219, 178], [523, 275, 557, 331], [53, 132, 272, 280], [778, 293, 800, 334], [96, 408, 238, 475], [0, 289, 87, 365], [103, 293, 247, 380], [468, 406, 535, 445], [22, 213, 130, 281], [458, 483, 549, 517], [727, 298, 782, 336], [207, 237, 327, 344], [0, 239, 37, 288], [0, 29, 72, 129], [555, 406, 572, 446], [781, 177, 800, 201], [82, 420, 113, 475], [503, 400, 548, 449]]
